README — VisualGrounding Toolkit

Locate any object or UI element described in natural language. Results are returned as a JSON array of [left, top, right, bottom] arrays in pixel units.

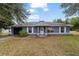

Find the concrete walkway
[[0, 36, 12, 43]]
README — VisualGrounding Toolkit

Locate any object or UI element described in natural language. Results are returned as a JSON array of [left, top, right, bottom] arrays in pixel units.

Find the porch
[[26, 26, 70, 35], [12, 26, 70, 35]]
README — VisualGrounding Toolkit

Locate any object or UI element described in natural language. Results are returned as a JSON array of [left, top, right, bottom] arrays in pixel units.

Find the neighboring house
[[11, 21, 72, 36], [1, 28, 10, 33]]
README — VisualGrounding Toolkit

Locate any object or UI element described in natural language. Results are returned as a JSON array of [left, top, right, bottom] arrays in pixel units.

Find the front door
[[40, 27, 44, 35]]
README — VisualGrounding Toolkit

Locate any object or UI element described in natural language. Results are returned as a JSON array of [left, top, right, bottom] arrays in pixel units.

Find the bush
[[76, 29, 79, 32], [19, 30, 28, 37]]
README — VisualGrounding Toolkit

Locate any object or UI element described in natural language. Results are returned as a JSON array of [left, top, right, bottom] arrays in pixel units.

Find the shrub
[[19, 30, 28, 37], [76, 29, 79, 32]]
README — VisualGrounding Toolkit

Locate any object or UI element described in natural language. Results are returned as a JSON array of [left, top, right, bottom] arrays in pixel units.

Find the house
[[11, 21, 72, 36], [0, 28, 11, 34]]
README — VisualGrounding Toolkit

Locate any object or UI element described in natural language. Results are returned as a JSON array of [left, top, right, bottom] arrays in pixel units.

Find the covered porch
[[26, 26, 70, 35], [11, 26, 70, 35]]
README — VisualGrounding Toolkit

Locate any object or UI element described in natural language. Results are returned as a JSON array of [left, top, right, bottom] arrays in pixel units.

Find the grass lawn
[[0, 32, 79, 56], [0, 32, 9, 38]]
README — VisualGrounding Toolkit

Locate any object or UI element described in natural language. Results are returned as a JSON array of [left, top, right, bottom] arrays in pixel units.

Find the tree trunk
[[0, 28, 2, 32]]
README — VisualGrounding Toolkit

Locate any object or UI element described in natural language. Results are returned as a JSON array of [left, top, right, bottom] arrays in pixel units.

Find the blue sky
[[24, 3, 66, 22]]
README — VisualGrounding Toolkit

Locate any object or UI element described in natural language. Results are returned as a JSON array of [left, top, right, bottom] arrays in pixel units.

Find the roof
[[12, 21, 72, 27]]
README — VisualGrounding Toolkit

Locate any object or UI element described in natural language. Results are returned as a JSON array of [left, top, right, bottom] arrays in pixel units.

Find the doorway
[[13, 27, 22, 35], [39, 27, 45, 35]]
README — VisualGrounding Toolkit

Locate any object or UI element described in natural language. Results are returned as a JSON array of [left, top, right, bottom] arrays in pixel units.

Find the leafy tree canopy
[[61, 3, 79, 17], [70, 17, 79, 29], [0, 3, 30, 29], [53, 19, 63, 23]]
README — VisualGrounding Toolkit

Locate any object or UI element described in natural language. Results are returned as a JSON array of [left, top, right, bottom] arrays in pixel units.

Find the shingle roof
[[12, 21, 72, 27]]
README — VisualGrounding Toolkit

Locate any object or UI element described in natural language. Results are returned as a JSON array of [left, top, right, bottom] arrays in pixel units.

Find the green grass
[[0, 32, 9, 37], [60, 35, 79, 56]]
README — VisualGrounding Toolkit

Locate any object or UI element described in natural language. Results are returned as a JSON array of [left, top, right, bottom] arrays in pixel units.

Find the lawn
[[0, 32, 9, 38], [0, 32, 79, 56]]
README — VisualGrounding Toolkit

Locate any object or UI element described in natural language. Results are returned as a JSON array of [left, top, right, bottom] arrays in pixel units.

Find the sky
[[24, 3, 66, 22]]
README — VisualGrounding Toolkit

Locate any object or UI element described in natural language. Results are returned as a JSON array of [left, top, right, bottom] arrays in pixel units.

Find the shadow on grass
[[0, 35, 10, 38]]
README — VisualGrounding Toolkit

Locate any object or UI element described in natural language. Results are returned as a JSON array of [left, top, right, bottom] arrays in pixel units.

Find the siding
[[34, 27, 38, 33], [52, 26, 59, 33], [33, 26, 61, 33], [66, 26, 70, 33]]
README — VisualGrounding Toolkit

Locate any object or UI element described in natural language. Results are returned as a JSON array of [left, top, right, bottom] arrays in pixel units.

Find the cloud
[[43, 8, 49, 11], [31, 3, 47, 8], [30, 3, 49, 12], [29, 14, 40, 19], [28, 14, 40, 22], [29, 9, 35, 13]]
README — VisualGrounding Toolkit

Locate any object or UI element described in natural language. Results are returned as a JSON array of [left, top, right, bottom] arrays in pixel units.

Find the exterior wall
[[12, 27, 23, 35], [27, 26, 71, 35], [22, 27, 27, 32], [66, 26, 70, 33], [34, 27, 38, 33], [52, 26, 59, 33], [28, 27, 32, 33], [46, 26, 59, 34], [12, 26, 71, 35]]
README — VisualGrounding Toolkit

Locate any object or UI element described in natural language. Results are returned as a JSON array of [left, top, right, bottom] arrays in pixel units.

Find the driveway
[[0, 36, 13, 44]]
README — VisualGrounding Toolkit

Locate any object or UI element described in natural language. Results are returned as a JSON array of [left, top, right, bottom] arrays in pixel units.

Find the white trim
[[46, 33, 71, 34], [32, 27, 34, 33], [45, 27, 48, 35], [39, 27, 44, 35], [64, 26, 66, 33], [37, 27, 39, 35], [28, 33, 71, 35], [59, 26, 61, 33], [27, 27, 29, 33]]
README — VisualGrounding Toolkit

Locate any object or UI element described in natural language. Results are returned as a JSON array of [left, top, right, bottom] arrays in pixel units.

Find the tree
[[70, 17, 79, 27], [63, 18, 70, 24], [0, 4, 30, 24], [70, 17, 79, 29], [0, 3, 30, 31], [57, 19, 63, 23], [53, 19, 63, 23], [53, 19, 57, 23], [60, 3, 79, 31], [61, 3, 79, 16], [0, 19, 14, 29]]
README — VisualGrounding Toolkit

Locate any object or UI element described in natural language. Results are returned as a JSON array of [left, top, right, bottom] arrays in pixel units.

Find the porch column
[[32, 27, 34, 33], [45, 27, 47, 35], [64, 26, 66, 33], [27, 27, 29, 33], [11, 27, 14, 35], [59, 26, 61, 34], [37, 26, 39, 35]]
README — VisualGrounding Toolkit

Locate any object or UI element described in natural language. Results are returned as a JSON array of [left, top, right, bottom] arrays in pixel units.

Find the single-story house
[[11, 21, 72, 36]]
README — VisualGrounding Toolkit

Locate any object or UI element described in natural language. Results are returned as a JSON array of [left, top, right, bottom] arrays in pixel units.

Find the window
[[61, 27, 64, 33], [28, 27, 32, 33], [40, 27, 44, 31], [47, 27, 54, 33], [66, 26, 70, 33], [34, 27, 37, 33]]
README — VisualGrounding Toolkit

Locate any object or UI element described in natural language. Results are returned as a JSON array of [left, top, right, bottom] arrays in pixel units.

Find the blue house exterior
[[11, 21, 72, 36]]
